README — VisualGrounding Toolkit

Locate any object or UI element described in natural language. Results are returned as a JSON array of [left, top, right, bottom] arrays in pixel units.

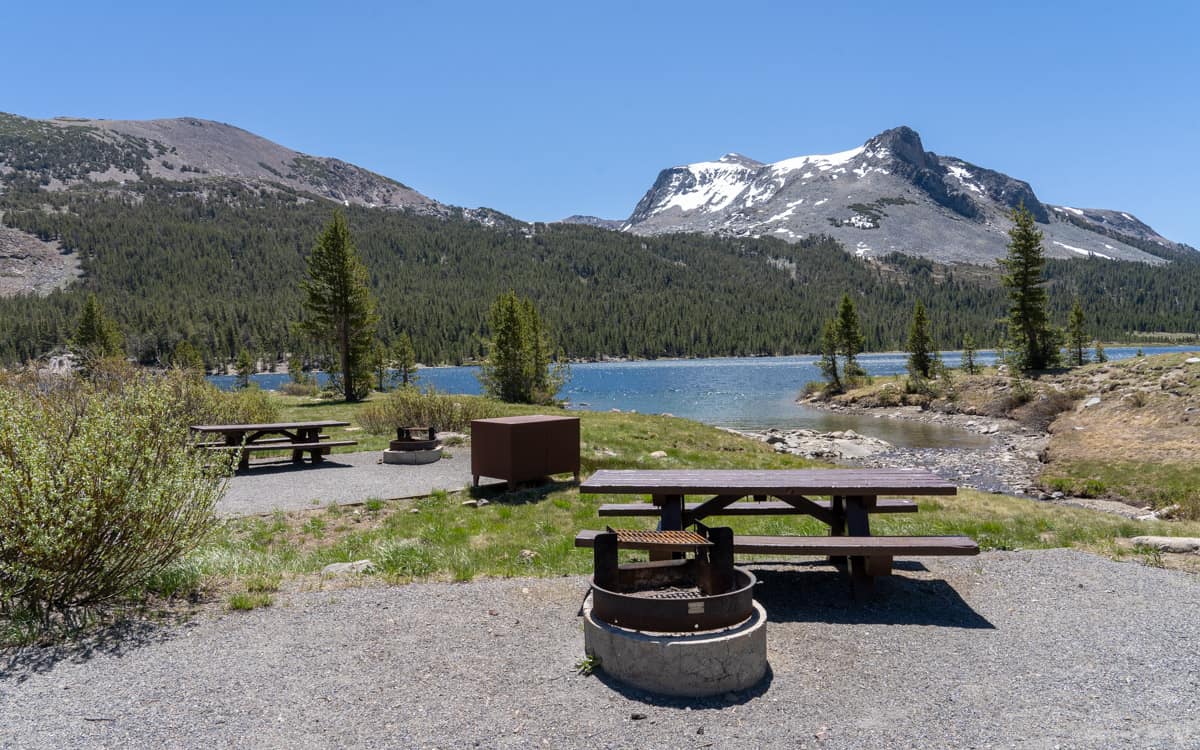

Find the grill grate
[[611, 529, 712, 549], [628, 585, 704, 600]]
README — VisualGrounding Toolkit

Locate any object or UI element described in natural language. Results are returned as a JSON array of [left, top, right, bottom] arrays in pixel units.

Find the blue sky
[[5, 1, 1199, 245]]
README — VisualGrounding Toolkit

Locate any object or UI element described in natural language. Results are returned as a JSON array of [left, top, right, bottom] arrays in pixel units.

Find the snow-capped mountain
[[622, 126, 1185, 265]]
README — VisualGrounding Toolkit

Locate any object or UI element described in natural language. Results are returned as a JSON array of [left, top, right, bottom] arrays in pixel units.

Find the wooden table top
[[580, 468, 957, 496], [190, 420, 350, 432]]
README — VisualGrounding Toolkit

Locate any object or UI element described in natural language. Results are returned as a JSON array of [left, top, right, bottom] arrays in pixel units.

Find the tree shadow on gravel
[[748, 563, 994, 629], [1, 616, 187, 685]]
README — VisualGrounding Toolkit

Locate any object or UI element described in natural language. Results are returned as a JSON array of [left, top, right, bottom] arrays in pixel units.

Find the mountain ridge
[[619, 126, 1193, 266]]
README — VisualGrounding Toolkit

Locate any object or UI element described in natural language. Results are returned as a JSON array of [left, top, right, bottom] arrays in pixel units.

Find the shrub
[[1011, 391, 1075, 431], [280, 380, 319, 397], [0, 371, 226, 630], [359, 387, 503, 434]]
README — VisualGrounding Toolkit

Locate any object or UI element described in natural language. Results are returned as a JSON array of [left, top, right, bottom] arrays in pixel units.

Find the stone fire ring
[[582, 598, 768, 698], [382, 448, 442, 465]]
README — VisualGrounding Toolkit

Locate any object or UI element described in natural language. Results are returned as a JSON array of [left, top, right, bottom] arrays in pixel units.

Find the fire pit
[[582, 525, 768, 697], [590, 528, 756, 631], [383, 426, 442, 465]]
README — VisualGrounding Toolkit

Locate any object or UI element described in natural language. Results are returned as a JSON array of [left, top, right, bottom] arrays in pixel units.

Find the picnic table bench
[[576, 468, 978, 595], [190, 420, 356, 471]]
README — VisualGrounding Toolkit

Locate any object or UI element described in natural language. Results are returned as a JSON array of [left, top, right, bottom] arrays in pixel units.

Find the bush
[[280, 381, 319, 397], [1011, 391, 1076, 431], [359, 387, 504, 434], [0, 371, 226, 630]]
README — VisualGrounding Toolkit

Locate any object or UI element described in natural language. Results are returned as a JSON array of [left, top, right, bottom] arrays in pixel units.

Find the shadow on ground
[[593, 664, 775, 710], [468, 477, 578, 506], [1, 617, 185, 685], [232, 458, 356, 476], [748, 562, 994, 629]]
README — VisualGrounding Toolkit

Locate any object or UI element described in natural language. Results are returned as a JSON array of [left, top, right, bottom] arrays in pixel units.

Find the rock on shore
[[739, 428, 892, 460]]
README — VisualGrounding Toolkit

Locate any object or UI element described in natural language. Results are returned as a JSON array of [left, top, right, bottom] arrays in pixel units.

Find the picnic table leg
[[846, 495, 876, 598], [651, 494, 684, 562], [828, 495, 847, 567]]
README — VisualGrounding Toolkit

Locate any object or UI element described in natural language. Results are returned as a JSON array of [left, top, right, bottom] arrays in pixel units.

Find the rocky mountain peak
[[865, 125, 938, 171], [620, 126, 1175, 266]]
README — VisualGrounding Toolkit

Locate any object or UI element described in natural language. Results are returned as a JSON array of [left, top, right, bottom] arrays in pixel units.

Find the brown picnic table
[[576, 468, 977, 595], [190, 420, 356, 471]]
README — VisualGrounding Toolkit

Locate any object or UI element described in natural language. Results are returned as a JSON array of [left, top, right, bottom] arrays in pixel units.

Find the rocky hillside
[[0, 112, 443, 213], [621, 126, 1194, 266]]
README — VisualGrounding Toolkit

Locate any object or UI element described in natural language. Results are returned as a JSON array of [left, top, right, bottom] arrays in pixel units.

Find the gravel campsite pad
[[2, 549, 1197, 749]]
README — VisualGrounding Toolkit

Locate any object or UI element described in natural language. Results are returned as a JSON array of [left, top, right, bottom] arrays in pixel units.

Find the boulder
[[1130, 536, 1200, 554], [321, 559, 377, 576]]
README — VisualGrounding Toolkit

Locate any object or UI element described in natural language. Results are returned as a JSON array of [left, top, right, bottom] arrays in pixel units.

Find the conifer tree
[[235, 348, 255, 389], [72, 293, 123, 372], [906, 300, 937, 380], [1094, 339, 1108, 363], [1066, 298, 1088, 367], [393, 331, 418, 387], [961, 333, 979, 374], [836, 293, 865, 380], [170, 340, 204, 374], [817, 318, 842, 393], [479, 291, 566, 404], [999, 205, 1061, 371], [297, 211, 379, 401]]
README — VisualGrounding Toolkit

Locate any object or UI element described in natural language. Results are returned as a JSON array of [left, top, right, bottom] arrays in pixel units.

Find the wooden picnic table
[[577, 468, 975, 596], [190, 420, 355, 471]]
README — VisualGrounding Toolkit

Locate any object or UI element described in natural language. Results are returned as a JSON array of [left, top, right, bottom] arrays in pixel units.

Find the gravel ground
[[216, 450, 487, 517], [3, 549, 1197, 749]]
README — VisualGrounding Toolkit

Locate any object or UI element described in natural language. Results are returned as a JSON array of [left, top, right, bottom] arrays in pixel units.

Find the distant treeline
[[1, 179, 1198, 366]]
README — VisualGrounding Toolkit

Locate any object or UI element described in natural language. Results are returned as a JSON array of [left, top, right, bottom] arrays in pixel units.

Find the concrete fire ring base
[[582, 598, 767, 698], [382, 448, 442, 465]]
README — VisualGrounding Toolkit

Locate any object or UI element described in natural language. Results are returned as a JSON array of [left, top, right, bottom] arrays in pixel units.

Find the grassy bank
[[157, 391, 1200, 611], [818, 352, 1200, 518]]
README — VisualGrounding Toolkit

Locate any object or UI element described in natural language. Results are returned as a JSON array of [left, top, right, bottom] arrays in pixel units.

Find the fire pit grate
[[628, 586, 703, 600], [609, 528, 711, 550]]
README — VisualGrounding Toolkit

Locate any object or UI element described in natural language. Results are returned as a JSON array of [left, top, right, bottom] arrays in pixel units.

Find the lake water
[[212, 346, 1196, 448]]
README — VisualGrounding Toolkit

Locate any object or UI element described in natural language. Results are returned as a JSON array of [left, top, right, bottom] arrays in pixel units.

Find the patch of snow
[[848, 214, 876, 229], [855, 241, 871, 256], [766, 207, 796, 223], [1121, 212, 1134, 221], [786, 198, 806, 208], [814, 198, 828, 207], [801, 172, 814, 179], [946, 165, 985, 194], [772, 146, 866, 175], [1053, 240, 1111, 260], [742, 178, 783, 208], [651, 161, 752, 215], [1060, 206, 1084, 216]]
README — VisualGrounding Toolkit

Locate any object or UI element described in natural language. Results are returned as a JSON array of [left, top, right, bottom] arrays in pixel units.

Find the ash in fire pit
[[383, 426, 442, 465]]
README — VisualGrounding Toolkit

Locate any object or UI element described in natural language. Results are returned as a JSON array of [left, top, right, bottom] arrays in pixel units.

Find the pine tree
[[235, 348, 255, 389], [297, 211, 379, 401], [479, 291, 566, 404], [1066, 298, 1088, 367], [72, 293, 123, 372], [906, 300, 937, 380], [1094, 339, 1108, 363], [836, 294, 865, 380], [999, 205, 1061, 371], [393, 331, 418, 387], [961, 333, 979, 374], [817, 318, 842, 393], [170, 340, 204, 373]]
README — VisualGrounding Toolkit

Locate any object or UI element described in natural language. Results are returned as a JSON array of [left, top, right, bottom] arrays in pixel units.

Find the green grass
[[170, 397, 1200, 592], [227, 591, 273, 610], [1040, 460, 1200, 518]]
